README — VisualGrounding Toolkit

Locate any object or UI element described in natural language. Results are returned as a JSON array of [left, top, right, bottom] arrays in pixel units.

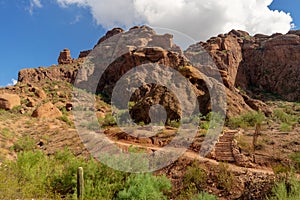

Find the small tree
[[250, 112, 265, 151], [228, 111, 265, 162]]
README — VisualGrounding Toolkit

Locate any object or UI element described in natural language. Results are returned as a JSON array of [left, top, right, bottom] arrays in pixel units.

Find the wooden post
[[77, 167, 84, 200]]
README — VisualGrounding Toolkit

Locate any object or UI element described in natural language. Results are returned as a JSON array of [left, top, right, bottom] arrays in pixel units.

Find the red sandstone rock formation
[[58, 48, 73, 65], [18, 26, 300, 121]]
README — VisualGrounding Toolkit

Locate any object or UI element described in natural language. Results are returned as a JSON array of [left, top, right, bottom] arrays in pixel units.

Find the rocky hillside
[[1, 26, 299, 199]]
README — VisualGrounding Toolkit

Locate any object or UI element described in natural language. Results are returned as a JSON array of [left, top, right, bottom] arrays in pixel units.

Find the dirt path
[[111, 139, 275, 175]]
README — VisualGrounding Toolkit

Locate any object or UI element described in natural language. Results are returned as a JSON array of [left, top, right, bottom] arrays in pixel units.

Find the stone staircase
[[214, 130, 238, 162]]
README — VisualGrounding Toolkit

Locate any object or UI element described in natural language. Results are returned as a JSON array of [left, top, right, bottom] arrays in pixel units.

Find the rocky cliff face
[[202, 29, 300, 102], [18, 63, 79, 84], [17, 26, 300, 121], [74, 26, 258, 121]]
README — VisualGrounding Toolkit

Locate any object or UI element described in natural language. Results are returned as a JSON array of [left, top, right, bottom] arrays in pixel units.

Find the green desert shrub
[[0, 149, 175, 200], [228, 111, 265, 128], [59, 114, 73, 126], [49, 150, 128, 199], [99, 113, 117, 127], [0, 151, 57, 199], [168, 120, 180, 128], [279, 123, 293, 132], [178, 162, 208, 199], [116, 173, 172, 200], [273, 109, 297, 125], [269, 176, 300, 200], [183, 162, 208, 192], [1, 127, 14, 139], [216, 163, 236, 193], [289, 152, 300, 171], [0, 149, 129, 199], [191, 192, 217, 200], [11, 136, 36, 152], [200, 112, 225, 130]]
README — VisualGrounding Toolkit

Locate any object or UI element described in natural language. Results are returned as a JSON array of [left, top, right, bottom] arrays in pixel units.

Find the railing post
[[77, 167, 84, 200]]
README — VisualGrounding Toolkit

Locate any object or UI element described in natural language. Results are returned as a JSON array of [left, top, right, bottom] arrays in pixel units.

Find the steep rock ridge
[[202, 29, 300, 102]]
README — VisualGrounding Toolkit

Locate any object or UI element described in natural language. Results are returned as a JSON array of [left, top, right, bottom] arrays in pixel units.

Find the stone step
[[220, 134, 235, 137], [216, 156, 235, 162], [219, 141, 233, 144], [220, 135, 236, 139], [215, 143, 231, 148], [216, 155, 235, 161], [216, 141, 231, 145], [215, 151, 234, 155], [216, 141, 232, 144], [219, 136, 235, 140], [217, 139, 231, 142], [215, 148, 232, 153], [218, 140, 233, 144], [215, 146, 232, 150], [212, 131, 238, 162]]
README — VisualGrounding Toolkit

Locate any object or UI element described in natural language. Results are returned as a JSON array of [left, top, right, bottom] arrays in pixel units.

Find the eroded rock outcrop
[[18, 65, 79, 84], [202, 29, 300, 102], [58, 48, 73, 65], [0, 93, 21, 110]]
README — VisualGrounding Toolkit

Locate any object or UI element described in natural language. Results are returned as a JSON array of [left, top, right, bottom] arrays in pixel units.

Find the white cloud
[[28, 0, 43, 15], [56, 0, 144, 28], [54, 0, 293, 46], [7, 79, 18, 86]]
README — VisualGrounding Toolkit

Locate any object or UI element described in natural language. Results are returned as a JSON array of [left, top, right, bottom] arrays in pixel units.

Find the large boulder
[[29, 87, 47, 99], [32, 102, 62, 119], [0, 93, 21, 110]]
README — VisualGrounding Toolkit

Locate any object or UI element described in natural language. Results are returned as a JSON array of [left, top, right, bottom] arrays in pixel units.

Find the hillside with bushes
[[0, 26, 299, 199]]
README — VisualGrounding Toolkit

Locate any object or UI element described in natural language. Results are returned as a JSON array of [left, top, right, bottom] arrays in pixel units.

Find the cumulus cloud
[[55, 0, 293, 45], [28, 0, 43, 15], [6, 79, 18, 86], [56, 0, 144, 27]]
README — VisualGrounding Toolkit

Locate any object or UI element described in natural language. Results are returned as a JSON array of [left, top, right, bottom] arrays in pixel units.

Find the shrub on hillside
[[268, 176, 300, 200], [228, 111, 265, 129], [116, 173, 172, 200], [0, 150, 129, 199], [191, 192, 217, 200]]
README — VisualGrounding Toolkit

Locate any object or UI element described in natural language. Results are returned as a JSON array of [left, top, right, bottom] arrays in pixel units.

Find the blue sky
[[0, 0, 299, 86], [0, 1, 105, 86]]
